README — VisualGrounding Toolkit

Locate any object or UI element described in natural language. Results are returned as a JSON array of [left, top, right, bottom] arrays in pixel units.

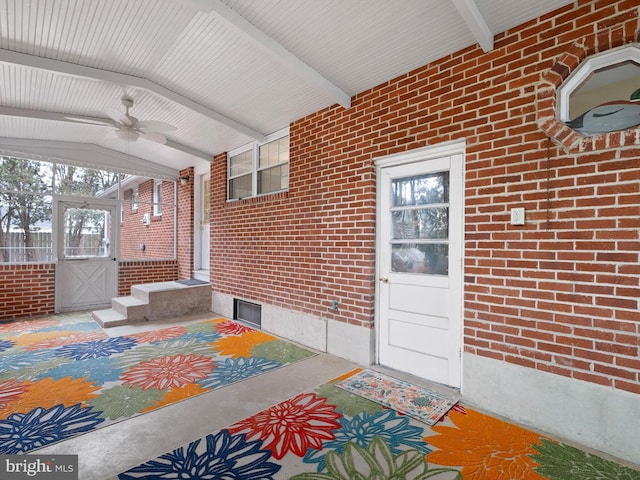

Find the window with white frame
[[228, 131, 289, 200], [131, 187, 138, 211], [153, 180, 162, 216], [558, 45, 640, 136]]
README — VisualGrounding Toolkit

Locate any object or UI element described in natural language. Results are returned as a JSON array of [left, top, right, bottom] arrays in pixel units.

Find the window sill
[[226, 190, 289, 206]]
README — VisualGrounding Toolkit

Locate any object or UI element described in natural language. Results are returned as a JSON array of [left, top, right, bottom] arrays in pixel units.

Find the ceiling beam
[[450, 0, 494, 52], [190, 0, 352, 109], [0, 106, 213, 162], [0, 137, 180, 179], [0, 48, 265, 142]]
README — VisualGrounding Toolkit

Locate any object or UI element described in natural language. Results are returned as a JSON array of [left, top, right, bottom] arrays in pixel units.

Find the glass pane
[[391, 244, 448, 275], [63, 206, 111, 258], [0, 194, 53, 262], [392, 207, 448, 240], [229, 175, 252, 199], [153, 182, 162, 216], [258, 164, 288, 194], [229, 150, 253, 177], [392, 171, 449, 207], [201, 178, 210, 225], [55, 165, 119, 196], [0, 156, 53, 194], [259, 136, 289, 168]]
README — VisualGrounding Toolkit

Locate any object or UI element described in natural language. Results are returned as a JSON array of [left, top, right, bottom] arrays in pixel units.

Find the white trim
[[374, 139, 467, 168], [0, 137, 179, 180], [228, 127, 290, 158], [450, 0, 494, 52], [153, 180, 163, 216], [558, 44, 640, 122], [227, 128, 290, 200]]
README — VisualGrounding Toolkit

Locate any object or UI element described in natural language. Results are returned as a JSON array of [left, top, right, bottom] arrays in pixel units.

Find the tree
[[0, 157, 51, 261], [0, 158, 119, 261], [54, 165, 119, 255]]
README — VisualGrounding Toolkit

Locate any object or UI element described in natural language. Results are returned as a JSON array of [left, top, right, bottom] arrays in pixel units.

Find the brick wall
[[118, 260, 179, 296], [210, 151, 376, 327], [177, 168, 195, 279], [2, 177, 191, 321], [0, 259, 180, 321], [0, 264, 55, 320], [210, 1, 639, 393], [120, 179, 176, 260]]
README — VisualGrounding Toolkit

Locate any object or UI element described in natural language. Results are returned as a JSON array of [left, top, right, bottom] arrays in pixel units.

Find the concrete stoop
[[92, 281, 211, 328]]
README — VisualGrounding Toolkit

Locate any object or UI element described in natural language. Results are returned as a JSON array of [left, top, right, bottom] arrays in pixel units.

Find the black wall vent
[[234, 299, 262, 328]]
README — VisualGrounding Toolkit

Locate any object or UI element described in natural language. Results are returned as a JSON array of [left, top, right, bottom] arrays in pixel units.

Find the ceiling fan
[[67, 96, 177, 144]]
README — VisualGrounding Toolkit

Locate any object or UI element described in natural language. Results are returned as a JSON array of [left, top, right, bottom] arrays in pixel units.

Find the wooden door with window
[[55, 197, 118, 312], [376, 147, 463, 388]]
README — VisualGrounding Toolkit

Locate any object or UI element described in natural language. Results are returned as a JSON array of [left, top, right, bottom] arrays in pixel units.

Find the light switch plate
[[511, 207, 525, 225]]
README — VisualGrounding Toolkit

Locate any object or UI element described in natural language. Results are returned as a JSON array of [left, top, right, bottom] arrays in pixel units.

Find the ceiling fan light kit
[[115, 128, 140, 142]]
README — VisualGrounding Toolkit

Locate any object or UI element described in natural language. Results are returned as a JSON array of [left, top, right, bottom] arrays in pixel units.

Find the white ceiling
[[0, 0, 575, 178]]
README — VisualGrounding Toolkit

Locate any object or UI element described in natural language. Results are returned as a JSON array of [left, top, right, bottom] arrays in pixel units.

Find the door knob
[[379, 276, 388, 283]]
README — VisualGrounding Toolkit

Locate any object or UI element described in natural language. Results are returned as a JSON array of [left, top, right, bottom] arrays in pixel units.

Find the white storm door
[[55, 198, 118, 312], [377, 151, 463, 388], [199, 174, 210, 271]]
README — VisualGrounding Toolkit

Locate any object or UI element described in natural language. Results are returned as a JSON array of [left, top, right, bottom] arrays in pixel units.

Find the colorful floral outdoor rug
[[114, 369, 640, 479], [336, 368, 457, 425], [0, 314, 314, 454]]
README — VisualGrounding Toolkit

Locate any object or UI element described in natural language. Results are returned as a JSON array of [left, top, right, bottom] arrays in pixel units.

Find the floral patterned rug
[[114, 369, 640, 480], [0, 314, 314, 454], [336, 369, 457, 425]]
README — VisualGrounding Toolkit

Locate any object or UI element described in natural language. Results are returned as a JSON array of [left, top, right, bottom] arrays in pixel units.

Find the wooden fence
[[0, 231, 104, 262]]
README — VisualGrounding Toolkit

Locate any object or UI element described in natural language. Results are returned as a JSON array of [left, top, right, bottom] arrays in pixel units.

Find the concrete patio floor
[[37, 312, 359, 479], [30, 311, 639, 479]]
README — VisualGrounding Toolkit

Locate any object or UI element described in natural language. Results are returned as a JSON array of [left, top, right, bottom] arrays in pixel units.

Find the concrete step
[[92, 280, 211, 328], [92, 308, 128, 328], [112, 296, 148, 322]]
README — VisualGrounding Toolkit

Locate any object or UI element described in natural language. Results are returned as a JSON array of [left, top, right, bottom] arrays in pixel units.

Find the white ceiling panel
[[0, 0, 577, 176], [476, 0, 576, 35], [225, 0, 476, 95]]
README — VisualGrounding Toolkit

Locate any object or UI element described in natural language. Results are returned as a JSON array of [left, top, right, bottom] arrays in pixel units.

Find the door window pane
[[393, 171, 449, 206], [63, 206, 111, 258], [392, 207, 448, 240], [391, 244, 449, 275], [390, 171, 450, 276]]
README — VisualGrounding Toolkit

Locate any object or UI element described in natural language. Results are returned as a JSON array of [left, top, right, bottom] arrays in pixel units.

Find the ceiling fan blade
[[139, 131, 167, 144], [105, 107, 132, 126], [137, 120, 177, 132]]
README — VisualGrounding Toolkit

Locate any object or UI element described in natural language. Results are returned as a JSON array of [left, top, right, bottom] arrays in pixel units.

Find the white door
[[55, 198, 118, 312], [199, 174, 210, 272], [376, 148, 463, 388]]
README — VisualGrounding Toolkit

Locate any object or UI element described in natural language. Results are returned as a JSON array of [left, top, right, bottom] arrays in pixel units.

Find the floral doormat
[[335, 369, 457, 425], [0, 313, 314, 454], [114, 370, 640, 479]]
